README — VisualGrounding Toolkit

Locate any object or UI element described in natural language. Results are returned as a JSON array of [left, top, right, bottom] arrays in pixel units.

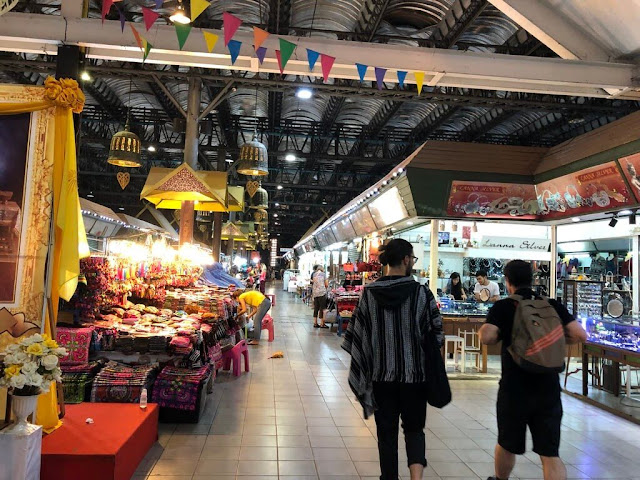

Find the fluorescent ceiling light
[[296, 88, 313, 99], [285, 153, 296, 161], [147, 145, 156, 152], [277, 185, 283, 190]]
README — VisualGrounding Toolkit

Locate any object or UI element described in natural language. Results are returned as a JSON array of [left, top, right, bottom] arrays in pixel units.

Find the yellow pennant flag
[[203, 31, 219, 53], [414, 71, 425, 95], [190, 0, 210, 22]]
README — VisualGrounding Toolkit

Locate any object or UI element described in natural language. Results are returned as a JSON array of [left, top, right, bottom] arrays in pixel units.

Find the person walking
[[479, 260, 587, 480], [312, 265, 329, 329], [259, 263, 267, 294], [342, 239, 443, 480], [233, 289, 271, 346]]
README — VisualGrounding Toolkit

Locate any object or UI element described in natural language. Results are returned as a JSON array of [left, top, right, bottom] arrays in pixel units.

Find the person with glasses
[[343, 238, 443, 480]]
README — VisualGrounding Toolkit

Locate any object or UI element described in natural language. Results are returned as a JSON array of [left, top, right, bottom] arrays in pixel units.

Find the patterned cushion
[[56, 326, 94, 365]]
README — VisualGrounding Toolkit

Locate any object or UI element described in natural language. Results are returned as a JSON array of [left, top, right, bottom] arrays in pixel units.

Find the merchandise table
[[582, 341, 640, 397]]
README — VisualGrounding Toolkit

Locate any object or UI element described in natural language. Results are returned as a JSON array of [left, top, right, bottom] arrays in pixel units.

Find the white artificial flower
[[53, 347, 68, 357], [25, 372, 43, 389], [42, 355, 59, 371], [14, 352, 28, 364], [29, 334, 43, 344], [6, 344, 20, 354], [9, 374, 27, 390], [3, 354, 16, 365], [52, 372, 62, 383], [21, 362, 38, 375]]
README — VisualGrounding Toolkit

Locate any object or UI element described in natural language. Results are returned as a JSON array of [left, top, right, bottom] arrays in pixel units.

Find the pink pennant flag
[[101, 0, 114, 23], [275, 50, 284, 74], [320, 54, 335, 83], [142, 7, 160, 31], [223, 12, 243, 46]]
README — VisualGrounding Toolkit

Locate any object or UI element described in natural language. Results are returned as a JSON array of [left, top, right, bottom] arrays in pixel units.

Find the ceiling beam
[[1, 13, 637, 99]]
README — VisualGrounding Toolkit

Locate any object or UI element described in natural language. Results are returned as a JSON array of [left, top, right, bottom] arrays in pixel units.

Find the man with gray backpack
[[479, 260, 587, 480]]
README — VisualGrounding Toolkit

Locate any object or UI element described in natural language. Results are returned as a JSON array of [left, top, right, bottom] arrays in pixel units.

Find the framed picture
[[0, 85, 55, 351]]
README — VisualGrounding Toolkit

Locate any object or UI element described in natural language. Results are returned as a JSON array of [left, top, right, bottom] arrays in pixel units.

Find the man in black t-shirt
[[479, 260, 586, 480]]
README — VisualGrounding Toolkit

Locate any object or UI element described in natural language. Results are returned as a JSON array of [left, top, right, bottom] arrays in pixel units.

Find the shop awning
[[117, 214, 165, 233], [80, 198, 123, 238]]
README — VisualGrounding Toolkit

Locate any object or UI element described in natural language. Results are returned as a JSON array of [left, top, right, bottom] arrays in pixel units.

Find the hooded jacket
[[342, 275, 443, 418]]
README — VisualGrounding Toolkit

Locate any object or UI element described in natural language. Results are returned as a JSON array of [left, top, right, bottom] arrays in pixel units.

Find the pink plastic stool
[[222, 340, 250, 376], [261, 314, 275, 342], [266, 294, 276, 307]]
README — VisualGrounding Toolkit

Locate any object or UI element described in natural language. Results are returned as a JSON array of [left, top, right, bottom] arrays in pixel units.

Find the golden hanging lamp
[[108, 119, 142, 168], [236, 133, 269, 176], [250, 183, 269, 209]]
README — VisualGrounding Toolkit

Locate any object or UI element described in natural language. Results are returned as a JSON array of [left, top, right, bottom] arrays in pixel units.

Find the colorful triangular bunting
[[320, 54, 335, 83], [275, 50, 284, 74], [175, 23, 192, 50], [356, 63, 368, 82], [101, 0, 113, 23], [155, 0, 163, 9], [306, 49, 320, 71], [117, 5, 126, 32], [143, 39, 153, 62], [223, 12, 243, 46], [375, 67, 387, 90], [190, 0, 210, 22], [130, 24, 144, 49], [203, 31, 219, 53], [256, 46, 267, 64], [142, 7, 160, 31], [397, 70, 407, 88], [254, 27, 270, 51], [279, 38, 296, 70], [414, 71, 425, 95], [228, 39, 242, 65]]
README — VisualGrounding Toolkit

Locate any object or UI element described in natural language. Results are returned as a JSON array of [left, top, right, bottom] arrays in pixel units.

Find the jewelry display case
[[563, 280, 604, 320]]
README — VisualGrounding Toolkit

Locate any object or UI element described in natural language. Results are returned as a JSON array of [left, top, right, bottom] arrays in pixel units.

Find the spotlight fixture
[[296, 88, 313, 99], [170, 0, 191, 24], [80, 71, 91, 81], [619, 209, 633, 216], [119, 207, 125, 211], [322, 200, 327, 205], [285, 153, 296, 162], [277, 185, 283, 190], [571, 217, 580, 222], [609, 216, 618, 227], [407, 221, 414, 226], [275, 202, 280, 207], [147, 145, 156, 152], [87, 192, 95, 198], [273, 214, 278, 218]]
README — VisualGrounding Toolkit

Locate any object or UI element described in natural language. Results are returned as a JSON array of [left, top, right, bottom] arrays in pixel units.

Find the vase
[[6, 394, 40, 434]]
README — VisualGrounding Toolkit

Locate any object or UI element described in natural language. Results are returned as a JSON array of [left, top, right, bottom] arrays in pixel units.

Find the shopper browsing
[[233, 289, 271, 346], [445, 272, 467, 300], [474, 270, 500, 302], [342, 239, 443, 480], [312, 265, 329, 329], [478, 260, 587, 480]]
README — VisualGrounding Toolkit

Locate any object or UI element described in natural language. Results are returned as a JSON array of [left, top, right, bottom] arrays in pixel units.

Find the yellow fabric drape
[[0, 79, 89, 433]]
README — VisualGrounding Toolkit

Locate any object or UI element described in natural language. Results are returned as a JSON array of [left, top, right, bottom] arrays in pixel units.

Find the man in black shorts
[[479, 260, 586, 480]]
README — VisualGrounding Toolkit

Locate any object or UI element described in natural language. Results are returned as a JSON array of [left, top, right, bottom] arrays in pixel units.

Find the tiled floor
[[134, 284, 640, 480]]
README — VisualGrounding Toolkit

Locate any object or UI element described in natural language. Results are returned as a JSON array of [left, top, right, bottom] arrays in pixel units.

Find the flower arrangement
[[0, 334, 67, 396]]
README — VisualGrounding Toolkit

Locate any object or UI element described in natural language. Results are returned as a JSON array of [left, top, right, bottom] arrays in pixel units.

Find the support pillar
[[55, 45, 80, 79], [179, 76, 201, 245], [550, 225, 557, 299], [429, 220, 439, 297], [211, 148, 227, 262], [633, 236, 639, 314]]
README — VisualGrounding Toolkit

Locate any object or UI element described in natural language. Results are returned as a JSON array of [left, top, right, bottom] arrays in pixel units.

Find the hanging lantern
[[253, 208, 268, 224], [108, 120, 142, 168], [236, 133, 268, 176], [250, 183, 269, 209]]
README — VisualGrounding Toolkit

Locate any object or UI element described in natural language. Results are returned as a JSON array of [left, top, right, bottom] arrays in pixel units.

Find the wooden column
[[179, 76, 201, 245]]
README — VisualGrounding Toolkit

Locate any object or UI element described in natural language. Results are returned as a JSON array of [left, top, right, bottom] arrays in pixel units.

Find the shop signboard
[[618, 152, 640, 202], [536, 161, 633, 219], [446, 181, 538, 219], [368, 186, 409, 228], [480, 236, 551, 252]]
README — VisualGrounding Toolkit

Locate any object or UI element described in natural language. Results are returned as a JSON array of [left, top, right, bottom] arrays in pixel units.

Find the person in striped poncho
[[342, 238, 443, 480]]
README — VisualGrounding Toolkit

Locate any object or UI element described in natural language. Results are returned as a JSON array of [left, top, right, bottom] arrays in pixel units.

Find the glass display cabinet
[[584, 317, 640, 353], [563, 280, 603, 320], [438, 298, 491, 317]]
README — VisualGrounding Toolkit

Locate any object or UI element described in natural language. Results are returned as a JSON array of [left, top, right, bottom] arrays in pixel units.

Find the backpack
[[508, 294, 566, 373]]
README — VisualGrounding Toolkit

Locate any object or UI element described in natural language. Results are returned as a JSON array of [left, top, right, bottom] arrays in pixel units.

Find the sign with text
[[536, 161, 633, 219], [481, 236, 551, 252], [447, 181, 538, 219]]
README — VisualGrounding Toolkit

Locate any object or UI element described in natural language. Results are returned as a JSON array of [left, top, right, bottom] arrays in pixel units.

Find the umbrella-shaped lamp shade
[[141, 163, 228, 211], [108, 123, 142, 168], [250, 186, 269, 209], [236, 135, 269, 176], [221, 221, 249, 241]]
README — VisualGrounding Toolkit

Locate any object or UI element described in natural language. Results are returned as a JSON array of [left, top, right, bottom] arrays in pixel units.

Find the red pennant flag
[[275, 50, 284, 74], [101, 0, 114, 23], [142, 7, 160, 31], [320, 54, 335, 83], [130, 24, 144, 50], [223, 12, 243, 46]]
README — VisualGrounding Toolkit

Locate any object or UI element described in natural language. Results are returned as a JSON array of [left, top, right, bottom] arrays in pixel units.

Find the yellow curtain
[[0, 78, 89, 433]]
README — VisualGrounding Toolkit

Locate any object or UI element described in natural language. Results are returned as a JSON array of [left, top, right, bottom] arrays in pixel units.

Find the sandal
[[320, 324, 329, 329], [247, 340, 259, 345], [313, 324, 320, 328]]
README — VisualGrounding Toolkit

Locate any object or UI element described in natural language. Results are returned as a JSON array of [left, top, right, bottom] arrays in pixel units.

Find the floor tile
[[279, 447, 314, 460], [278, 460, 318, 476], [277, 435, 311, 447], [313, 447, 352, 461], [429, 461, 477, 477], [241, 435, 278, 447], [150, 458, 199, 476], [239, 446, 278, 460], [194, 459, 239, 476], [315, 460, 359, 476]]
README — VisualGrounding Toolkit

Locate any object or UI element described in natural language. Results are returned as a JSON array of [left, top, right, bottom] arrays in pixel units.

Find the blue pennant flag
[[356, 63, 368, 82], [397, 70, 407, 88], [306, 49, 320, 71], [228, 39, 242, 65]]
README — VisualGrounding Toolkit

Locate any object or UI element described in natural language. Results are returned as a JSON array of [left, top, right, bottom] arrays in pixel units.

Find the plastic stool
[[266, 294, 276, 307], [222, 340, 250, 376], [261, 314, 275, 342]]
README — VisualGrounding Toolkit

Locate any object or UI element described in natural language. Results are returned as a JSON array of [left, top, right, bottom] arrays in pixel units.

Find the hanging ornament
[[253, 209, 268, 224], [452, 221, 458, 232], [236, 133, 268, 176], [116, 171, 130, 190], [245, 180, 260, 198], [108, 120, 141, 168], [250, 183, 268, 210]]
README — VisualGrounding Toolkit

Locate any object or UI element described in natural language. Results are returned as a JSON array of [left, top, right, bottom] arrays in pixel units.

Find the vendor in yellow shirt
[[233, 289, 271, 345]]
